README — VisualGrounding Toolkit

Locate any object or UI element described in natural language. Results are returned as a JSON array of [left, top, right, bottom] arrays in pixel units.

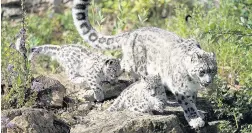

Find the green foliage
[[162, 0, 251, 132], [27, 10, 83, 46], [207, 77, 252, 132], [1, 0, 252, 132], [1, 12, 34, 109], [165, 0, 252, 132]]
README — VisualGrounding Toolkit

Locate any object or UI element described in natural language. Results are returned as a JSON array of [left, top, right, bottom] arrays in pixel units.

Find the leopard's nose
[[151, 89, 156, 96], [206, 80, 211, 84], [203, 81, 211, 87], [205, 76, 212, 85]]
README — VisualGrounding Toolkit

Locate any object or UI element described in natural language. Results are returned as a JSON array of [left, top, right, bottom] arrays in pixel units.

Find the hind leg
[[137, 64, 148, 79], [129, 104, 152, 114], [129, 70, 141, 82]]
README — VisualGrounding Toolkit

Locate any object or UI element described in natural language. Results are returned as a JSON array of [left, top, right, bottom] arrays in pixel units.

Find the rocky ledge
[[1, 75, 223, 133]]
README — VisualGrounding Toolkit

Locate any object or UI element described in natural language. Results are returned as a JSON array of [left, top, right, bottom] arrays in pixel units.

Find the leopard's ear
[[210, 52, 216, 58], [118, 58, 122, 62], [105, 59, 110, 65], [105, 59, 113, 65], [142, 75, 147, 80], [156, 74, 161, 81], [191, 52, 201, 62]]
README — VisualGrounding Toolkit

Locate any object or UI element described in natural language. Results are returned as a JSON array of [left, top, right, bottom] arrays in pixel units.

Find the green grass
[[1, 0, 252, 132]]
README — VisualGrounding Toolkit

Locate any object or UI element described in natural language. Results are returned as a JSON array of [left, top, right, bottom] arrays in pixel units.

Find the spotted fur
[[72, 0, 217, 128], [107, 74, 167, 114], [29, 44, 122, 102]]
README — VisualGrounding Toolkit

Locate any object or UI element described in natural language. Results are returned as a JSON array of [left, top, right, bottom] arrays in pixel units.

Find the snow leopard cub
[[29, 44, 122, 102], [107, 74, 167, 114]]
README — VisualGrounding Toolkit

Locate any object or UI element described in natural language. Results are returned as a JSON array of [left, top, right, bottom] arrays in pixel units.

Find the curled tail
[[107, 98, 123, 112], [72, 0, 130, 50], [29, 45, 60, 60]]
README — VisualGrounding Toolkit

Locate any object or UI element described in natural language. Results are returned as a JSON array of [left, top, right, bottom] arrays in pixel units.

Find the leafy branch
[[204, 30, 252, 36]]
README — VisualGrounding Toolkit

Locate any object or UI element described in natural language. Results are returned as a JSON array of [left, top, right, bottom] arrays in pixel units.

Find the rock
[[77, 102, 93, 111], [48, 72, 132, 102], [93, 100, 114, 111], [58, 99, 94, 125], [1, 0, 20, 5], [1, 7, 22, 20], [70, 80, 131, 102], [30, 64, 131, 102], [60, 111, 78, 126], [52, 0, 62, 13], [70, 110, 184, 133], [60, 95, 219, 133], [162, 93, 219, 133], [185, 120, 230, 133], [102, 80, 132, 99], [31, 75, 66, 107], [1, 0, 64, 20], [1, 108, 69, 133], [28, 71, 131, 101]]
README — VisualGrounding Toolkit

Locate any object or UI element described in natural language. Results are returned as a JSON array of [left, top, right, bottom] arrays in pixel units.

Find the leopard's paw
[[189, 117, 205, 129]]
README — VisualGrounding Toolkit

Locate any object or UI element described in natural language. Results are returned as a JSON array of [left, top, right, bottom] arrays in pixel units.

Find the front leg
[[152, 101, 165, 113], [192, 92, 205, 119], [86, 75, 104, 102], [129, 70, 141, 82], [68, 71, 86, 84], [175, 91, 205, 129], [151, 95, 166, 113]]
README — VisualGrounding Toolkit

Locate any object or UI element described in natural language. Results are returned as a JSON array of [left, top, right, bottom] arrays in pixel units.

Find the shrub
[[162, 0, 252, 132]]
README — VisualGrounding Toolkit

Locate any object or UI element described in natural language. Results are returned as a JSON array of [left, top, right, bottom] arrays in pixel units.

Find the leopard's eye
[[207, 68, 216, 74], [199, 70, 205, 77], [196, 44, 201, 49], [212, 68, 217, 74]]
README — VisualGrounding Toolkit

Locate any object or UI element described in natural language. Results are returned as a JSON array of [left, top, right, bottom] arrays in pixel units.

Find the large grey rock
[[66, 80, 131, 102], [1, 0, 63, 20], [1, 7, 22, 19], [1, 108, 69, 133], [162, 93, 219, 133], [31, 75, 66, 107], [71, 110, 184, 133], [58, 95, 220, 133], [1, 0, 20, 5], [45, 72, 131, 102]]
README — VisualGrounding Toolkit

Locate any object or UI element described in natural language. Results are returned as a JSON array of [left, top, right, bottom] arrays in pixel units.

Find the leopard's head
[[185, 50, 217, 87], [143, 74, 163, 96], [103, 58, 122, 82]]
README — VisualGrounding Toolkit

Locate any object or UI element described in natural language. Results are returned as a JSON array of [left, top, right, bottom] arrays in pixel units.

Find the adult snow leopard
[[72, 0, 217, 128], [29, 44, 122, 102]]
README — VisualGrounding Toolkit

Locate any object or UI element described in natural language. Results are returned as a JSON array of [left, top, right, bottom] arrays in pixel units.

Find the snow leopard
[[72, 0, 217, 128], [107, 74, 167, 114], [29, 44, 122, 102]]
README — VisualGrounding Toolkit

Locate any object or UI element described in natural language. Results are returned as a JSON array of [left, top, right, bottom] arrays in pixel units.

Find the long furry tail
[[72, 0, 129, 50], [28, 45, 60, 61], [107, 98, 122, 112]]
